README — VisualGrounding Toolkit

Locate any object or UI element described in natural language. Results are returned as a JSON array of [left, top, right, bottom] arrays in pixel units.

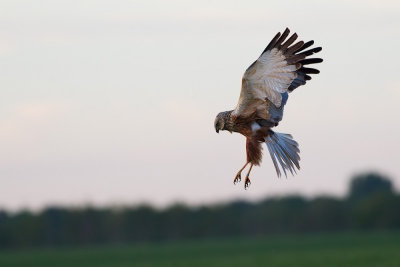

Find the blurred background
[[0, 0, 400, 266]]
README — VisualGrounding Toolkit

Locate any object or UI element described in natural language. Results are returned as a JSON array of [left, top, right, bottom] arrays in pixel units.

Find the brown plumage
[[214, 28, 323, 189]]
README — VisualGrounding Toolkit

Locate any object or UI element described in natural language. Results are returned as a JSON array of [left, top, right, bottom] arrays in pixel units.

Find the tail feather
[[265, 131, 301, 177]]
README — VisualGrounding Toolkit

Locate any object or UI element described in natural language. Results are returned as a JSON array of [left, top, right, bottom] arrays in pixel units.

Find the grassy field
[[0, 231, 399, 267]]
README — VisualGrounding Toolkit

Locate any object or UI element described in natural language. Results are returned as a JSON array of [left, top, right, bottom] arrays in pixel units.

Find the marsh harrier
[[214, 28, 322, 189]]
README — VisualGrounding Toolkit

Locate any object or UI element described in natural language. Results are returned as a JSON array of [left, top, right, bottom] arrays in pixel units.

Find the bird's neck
[[227, 112, 255, 136], [225, 120, 235, 132]]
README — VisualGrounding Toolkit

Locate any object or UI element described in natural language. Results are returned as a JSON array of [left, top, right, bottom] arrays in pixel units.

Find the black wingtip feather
[[281, 33, 297, 50], [299, 47, 322, 56], [274, 28, 290, 48], [301, 68, 320, 74], [300, 58, 323, 65], [295, 40, 314, 53], [263, 32, 281, 54], [314, 47, 322, 52]]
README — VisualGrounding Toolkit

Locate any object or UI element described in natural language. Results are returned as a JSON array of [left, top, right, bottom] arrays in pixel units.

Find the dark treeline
[[1, 172, 400, 249]]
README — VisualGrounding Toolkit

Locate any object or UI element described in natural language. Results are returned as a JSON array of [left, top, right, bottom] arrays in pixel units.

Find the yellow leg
[[244, 164, 254, 189], [233, 162, 249, 185]]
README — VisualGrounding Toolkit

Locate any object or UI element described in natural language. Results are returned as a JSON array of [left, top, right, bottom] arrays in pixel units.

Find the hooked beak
[[216, 128, 219, 133]]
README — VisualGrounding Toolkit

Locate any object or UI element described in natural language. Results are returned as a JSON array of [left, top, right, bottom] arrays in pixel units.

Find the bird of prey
[[214, 28, 322, 189]]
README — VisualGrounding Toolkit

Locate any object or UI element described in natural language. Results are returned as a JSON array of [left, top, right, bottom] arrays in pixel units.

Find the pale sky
[[1, 0, 400, 211]]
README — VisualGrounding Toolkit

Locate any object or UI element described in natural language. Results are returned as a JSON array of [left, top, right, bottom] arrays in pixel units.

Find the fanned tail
[[265, 130, 300, 177]]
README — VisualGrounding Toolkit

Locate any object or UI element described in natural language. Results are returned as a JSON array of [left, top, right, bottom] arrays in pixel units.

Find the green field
[[1, 231, 399, 267]]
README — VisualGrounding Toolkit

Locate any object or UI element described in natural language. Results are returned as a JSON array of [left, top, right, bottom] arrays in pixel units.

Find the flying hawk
[[214, 28, 322, 189]]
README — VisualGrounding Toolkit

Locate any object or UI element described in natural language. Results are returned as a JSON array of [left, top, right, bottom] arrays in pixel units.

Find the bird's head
[[214, 111, 232, 133]]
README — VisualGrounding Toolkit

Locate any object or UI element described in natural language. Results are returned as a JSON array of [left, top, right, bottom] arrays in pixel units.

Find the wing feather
[[233, 28, 323, 118]]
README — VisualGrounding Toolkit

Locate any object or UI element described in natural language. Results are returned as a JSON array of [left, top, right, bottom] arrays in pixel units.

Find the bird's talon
[[244, 177, 251, 189], [233, 173, 241, 185]]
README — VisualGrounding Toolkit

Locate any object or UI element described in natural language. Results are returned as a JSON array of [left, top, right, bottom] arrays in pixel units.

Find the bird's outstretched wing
[[233, 28, 322, 118]]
